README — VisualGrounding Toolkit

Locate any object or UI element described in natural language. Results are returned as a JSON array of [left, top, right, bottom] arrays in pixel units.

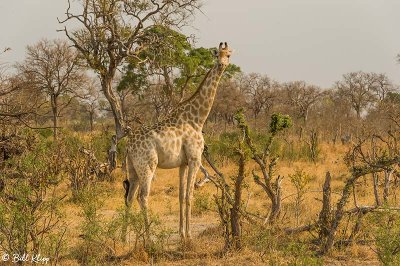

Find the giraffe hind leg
[[179, 165, 187, 239]]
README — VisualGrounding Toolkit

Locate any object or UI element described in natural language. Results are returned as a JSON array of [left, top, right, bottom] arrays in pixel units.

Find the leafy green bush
[[206, 131, 240, 164], [0, 137, 66, 260], [207, 131, 280, 164], [90, 131, 127, 163], [269, 113, 293, 135], [72, 185, 114, 265], [370, 211, 400, 265]]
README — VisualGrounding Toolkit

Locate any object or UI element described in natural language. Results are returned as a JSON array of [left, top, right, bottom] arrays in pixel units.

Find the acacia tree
[[16, 39, 85, 139], [282, 80, 324, 124], [59, 0, 201, 169]]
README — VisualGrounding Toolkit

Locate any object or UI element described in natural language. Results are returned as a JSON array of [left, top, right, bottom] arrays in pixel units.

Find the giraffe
[[124, 42, 232, 239]]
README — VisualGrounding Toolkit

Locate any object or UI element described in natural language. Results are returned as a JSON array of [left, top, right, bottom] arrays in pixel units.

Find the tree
[[282, 80, 324, 124], [118, 26, 241, 120], [16, 39, 85, 139], [81, 79, 102, 132], [313, 89, 354, 143], [0, 48, 19, 98], [374, 73, 394, 101], [240, 73, 277, 127], [59, 0, 201, 169], [370, 90, 400, 129], [211, 79, 246, 129], [336, 72, 378, 119]]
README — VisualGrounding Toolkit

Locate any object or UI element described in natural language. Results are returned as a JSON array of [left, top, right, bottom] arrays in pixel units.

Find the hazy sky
[[1, 0, 399, 88]]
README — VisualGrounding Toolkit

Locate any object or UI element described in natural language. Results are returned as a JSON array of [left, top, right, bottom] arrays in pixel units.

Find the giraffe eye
[[227, 55, 230, 58]]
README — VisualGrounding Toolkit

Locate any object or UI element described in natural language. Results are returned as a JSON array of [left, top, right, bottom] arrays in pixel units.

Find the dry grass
[[42, 141, 390, 265]]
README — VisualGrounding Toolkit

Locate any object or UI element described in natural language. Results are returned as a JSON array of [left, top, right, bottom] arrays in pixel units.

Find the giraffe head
[[214, 42, 232, 67]]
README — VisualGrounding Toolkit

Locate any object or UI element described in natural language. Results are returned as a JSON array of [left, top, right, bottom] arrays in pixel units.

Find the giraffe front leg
[[125, 155, 139, 208], [122, 156, 140, 243], [136, 164, 156, 245], [185, 159, 200, 239], [179, 165, 187, 240]]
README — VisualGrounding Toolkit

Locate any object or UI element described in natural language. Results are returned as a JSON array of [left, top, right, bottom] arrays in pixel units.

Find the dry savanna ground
[[53, 140, 385, 265]]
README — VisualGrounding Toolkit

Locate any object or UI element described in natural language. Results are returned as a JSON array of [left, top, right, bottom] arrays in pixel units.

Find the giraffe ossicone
[[124, 42, 232, 239]]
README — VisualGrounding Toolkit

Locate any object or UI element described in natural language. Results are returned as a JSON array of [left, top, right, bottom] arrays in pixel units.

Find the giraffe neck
[[176, 63, 226, 129]]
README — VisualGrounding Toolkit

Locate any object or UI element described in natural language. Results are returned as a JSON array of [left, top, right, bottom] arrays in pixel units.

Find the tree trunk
[[51, 95, 58, 140], [101, 77, 126, 139], [303, 108, 309, 125], [322, 174, 358, 254], [268, 176, 283, 224], [372, 173, 381, 206], [101, 76, 127, 172], [383, 169, 394, 204], [231, 152, 245, 250], [162, 66, 173, 108], [318, 172, 332, 242], [355, 107, 361, 119], [89, 111, 94, 132]]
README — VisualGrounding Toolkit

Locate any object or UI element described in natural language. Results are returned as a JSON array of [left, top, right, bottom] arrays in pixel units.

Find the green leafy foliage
[[119, 26, 241, 98], [0, 133, 66, 259], [288, 170, 313, 194], [72, 185, 113, 265], [269, 113, 293, 135], [370, 211, 400, 265]]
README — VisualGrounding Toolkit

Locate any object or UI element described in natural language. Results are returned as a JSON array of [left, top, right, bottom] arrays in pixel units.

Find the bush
[[371, 211, 400, 265], [283, 241, 322, 266], [0, 138, 66, 261], [193, 192, 211, 216], [72, 185, 114, 265], [289, 170, 313, 226], [66, 151, 98, 203], [73, 182, 172, 264], [246, 226, 321, 265], [206, 132, 240, 164], [37, 128, 54, 139], [90, 131, 127, 163], [207, 131, 280, 164]]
